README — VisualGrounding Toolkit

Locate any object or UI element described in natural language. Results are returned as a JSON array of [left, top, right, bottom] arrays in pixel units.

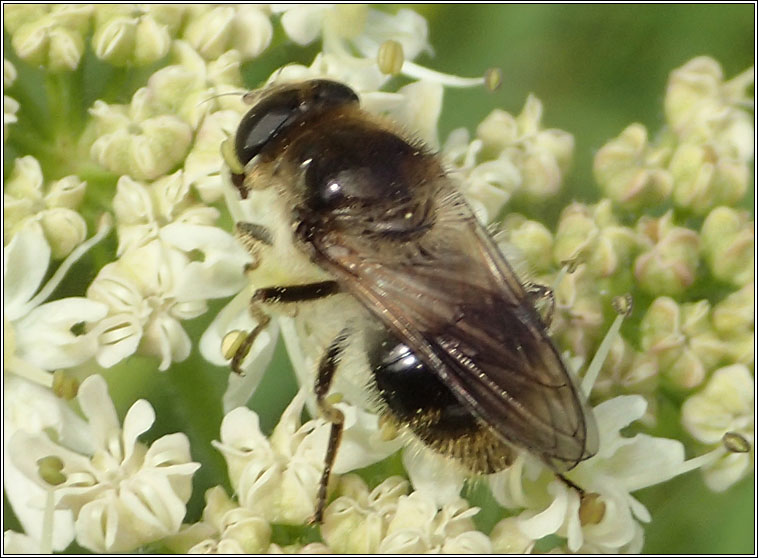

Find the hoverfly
[[224, 79, 597, 522]]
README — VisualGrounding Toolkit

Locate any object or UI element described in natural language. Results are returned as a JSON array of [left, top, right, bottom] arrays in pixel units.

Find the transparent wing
[[311, 192, 597, 470]]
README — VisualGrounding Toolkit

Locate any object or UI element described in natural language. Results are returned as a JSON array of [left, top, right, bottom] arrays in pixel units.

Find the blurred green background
[[421, 5, 754, 204], [3, 4, 754, 554]]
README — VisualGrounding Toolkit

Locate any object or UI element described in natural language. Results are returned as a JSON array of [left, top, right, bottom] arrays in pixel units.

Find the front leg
[[311, 329, 351, 524], [229, 280, 340, 375]]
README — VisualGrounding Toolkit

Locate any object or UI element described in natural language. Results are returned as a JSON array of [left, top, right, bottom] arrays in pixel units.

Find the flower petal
[[3, 221, 50, 320]]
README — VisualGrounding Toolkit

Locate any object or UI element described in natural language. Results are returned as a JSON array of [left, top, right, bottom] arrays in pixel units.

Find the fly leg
[[311, 329, 350, 524], [229, 280, 340, 375], [527, 283, 555, 328], [557, 472, 585, 496]]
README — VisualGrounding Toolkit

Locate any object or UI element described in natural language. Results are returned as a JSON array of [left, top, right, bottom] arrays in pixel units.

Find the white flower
[[4, 221, 109, 386], [9, 375, 200, 553], [361, 80, 444, 148], [277, 5, 429, 72], [92, 168, 248, 371], [214, 388, 399, 525], [321, 474, 491, 553], [87, 236, 244, 370], [490, 395, 695, 553], [272, 5, 481, 95], [3, 376, 78, 551], [681, 364, 754, 491]]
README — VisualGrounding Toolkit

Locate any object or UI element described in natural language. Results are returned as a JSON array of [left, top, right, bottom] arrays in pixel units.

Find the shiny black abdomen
[[369, 334, 481, 440]]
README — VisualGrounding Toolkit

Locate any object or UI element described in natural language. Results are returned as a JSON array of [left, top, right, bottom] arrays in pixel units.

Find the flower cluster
[[3, 4, 753, 555], [6, 375, 199, 553]]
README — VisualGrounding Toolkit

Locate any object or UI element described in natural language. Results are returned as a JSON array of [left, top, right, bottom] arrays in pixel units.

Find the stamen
[[40, 490, 55, 555], [52, 370, 79, 400], [551, 264, 571, 293], [377, 40, 404, 76], [578, 492, 606, 525], [722, 431, 751, 453], [581, 294, 633, 396], [37, 455, 66, 486], [221, 330, 247, 360], [484, 67, 503, 92], [678, 446, 724, 474], [401, 60, 487, 88], [37, 456, 66, 553]]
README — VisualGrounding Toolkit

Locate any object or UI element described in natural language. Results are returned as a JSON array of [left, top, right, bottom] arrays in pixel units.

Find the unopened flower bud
[[90, 112, 192, 180], [184, 7, 272, 61], [47, 28, 85, 72], [665, 56, 724, 132], [40, 208, 87, 259], [502, 214, 554, 273], [9, 5, 91, 71], [553, 203, 596, 266], [92, 16, 136, 65], [640, 297, 715, 389], [45, 175, 86, 209], [635, 213, 699, 296], [669, 142, 748, 215], [202, 486, 238, 529], [520, 149, 562, 199], [665, 57, 754, 160], [476, 109, 518, 155], [701, 207, 754, 287], [712, 283, 754, 335], [594, 123, 673, 210]]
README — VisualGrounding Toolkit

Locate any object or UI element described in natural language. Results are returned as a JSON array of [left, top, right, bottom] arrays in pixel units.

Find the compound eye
[[234, 80, 360, 166], [309, 80, 359, 107], [234, 89, 301, 165]]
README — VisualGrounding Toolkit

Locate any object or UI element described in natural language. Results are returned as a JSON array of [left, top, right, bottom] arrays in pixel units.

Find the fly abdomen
[[369, 334, 515, 474]]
